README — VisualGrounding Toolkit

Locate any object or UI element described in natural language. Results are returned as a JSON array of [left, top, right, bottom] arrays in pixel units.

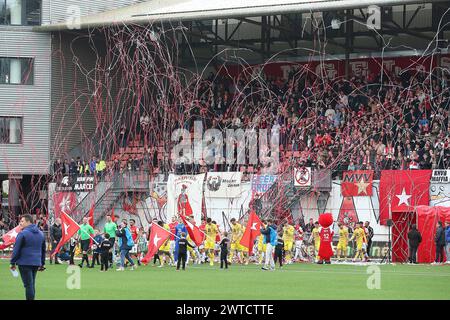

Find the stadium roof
[[35, 0, 443, 31]]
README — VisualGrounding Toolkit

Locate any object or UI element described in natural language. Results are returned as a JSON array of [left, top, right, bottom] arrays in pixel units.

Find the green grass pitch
[[1, 260, 449, 300]]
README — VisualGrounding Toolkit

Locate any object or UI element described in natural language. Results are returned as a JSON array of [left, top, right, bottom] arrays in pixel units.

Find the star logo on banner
[[59, 195, 72, 214], [9, 229, 18, 239], [396, 188, 412, 207], [5, 229, 18, 241], [251, 222, 258, 231], [355, 179, 370, 195], [63, 223, 70, 236], [153, 234, 161, 246]]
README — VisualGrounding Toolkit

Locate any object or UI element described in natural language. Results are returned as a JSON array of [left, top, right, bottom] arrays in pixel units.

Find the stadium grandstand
[[1, 0, 450, 268]]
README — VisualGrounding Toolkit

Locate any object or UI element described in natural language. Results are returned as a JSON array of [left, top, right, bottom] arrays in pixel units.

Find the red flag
[[52, 212, 80, 256], [87, 204, 95, 246], [379, 170, 432, 225], [180, 214, 205, 246], [177, 185, 193, 216], [0, 226, 22, 250], [337, 197, 359, 226], [110, 208, 115, 222], [239, 211, 262, 254], [341, 170, 373, 196], [53, 192, 77, 218], [88, 204, 95, 227], [141, 223, 171, 264]]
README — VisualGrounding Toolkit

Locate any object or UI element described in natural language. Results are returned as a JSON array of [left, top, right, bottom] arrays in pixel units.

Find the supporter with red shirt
[[127, 219, 141, 266]]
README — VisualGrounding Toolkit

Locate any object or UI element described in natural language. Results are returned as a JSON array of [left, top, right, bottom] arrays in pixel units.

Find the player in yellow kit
[[229, 218, 244, 264], [204, 218, 218, 266], [257, 234, 266, 264], [309, 221, 321, 262], [336, 222, 349, 262], [282, 223, 295, 264], [240, 224, 249, 265], [158, 223, 173, 267], [350, 221, 367, 262], [185, 234, 197, 264]]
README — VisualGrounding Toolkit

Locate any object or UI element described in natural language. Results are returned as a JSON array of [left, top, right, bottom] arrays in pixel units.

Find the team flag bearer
[[52, 212, 80, 256], [240, 211, 262, 255], [141, 223, 172, 264]]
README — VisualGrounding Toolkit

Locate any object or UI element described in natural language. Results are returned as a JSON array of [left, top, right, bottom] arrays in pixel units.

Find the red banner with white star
[[240, 211, 262, 254], [52, 212, 80, 256], [379, 170, 432, 225], [341, 170, 373, 197], [53, 192, 77, 218], [0, 226, 22, 250], [141, 223, 171, 264]]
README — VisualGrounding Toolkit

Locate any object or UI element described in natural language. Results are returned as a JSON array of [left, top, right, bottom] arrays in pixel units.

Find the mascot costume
[[318, 213, 334, 264]]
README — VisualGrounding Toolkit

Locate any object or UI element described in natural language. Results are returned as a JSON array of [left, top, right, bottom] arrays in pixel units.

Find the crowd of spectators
[[52, 65, 450, 181], [170, 67, 450, 179]]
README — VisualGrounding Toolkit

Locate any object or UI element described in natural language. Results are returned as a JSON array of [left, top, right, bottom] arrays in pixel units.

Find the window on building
[[0, 0, 40, 26], [24, 0, 40, 25], [0, 1, 5, 25], [0, 57, 34, 85], [0, 117, 23, 144]]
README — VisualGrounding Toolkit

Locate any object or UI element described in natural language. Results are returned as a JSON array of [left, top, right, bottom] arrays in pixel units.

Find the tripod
[[381, 219, 392, 264]]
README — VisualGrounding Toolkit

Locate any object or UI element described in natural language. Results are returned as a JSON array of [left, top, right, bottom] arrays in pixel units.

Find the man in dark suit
[[49, 218, 62, 264], [407, 224, 422, 264], [434, 221, 446, 264], [10, 214, 46, 300]]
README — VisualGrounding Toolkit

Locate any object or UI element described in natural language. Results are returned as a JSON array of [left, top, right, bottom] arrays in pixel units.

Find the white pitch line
[[187, 264, 450, 277]]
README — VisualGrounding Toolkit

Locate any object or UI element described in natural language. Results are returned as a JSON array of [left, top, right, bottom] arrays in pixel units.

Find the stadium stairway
[[71, 171, 150, 227]]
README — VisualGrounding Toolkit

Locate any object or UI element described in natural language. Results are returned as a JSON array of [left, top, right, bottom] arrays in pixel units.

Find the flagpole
[[180, 214, 216, 241], [63, 211, 99, 245], [152, 222, 180, 240]]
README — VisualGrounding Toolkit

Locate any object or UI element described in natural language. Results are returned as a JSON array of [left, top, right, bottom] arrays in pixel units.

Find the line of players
[[311, 221, 372, 263], [151, 216, 305, 267], [151, 215, 372, 267]]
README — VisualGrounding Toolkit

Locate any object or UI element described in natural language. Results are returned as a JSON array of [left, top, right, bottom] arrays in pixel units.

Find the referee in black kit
[[176, 232, 195, 271]]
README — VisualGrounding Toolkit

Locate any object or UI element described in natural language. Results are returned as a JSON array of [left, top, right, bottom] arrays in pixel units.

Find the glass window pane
[[21, 58, 33, 84], [0, 58, 33, 85], [9, 58, 21, 84], [5, 0, 22, 25], [0, 117, 22, 144], [9, 118, 21, 143], [0, 1, 6, 25], [0, 58, 10, 84], [0, 118, 6, 143], [25, 0, 40, 25]]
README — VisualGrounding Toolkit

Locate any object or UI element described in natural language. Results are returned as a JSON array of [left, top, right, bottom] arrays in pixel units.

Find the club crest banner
[[167, 174, 205, 224], [341, 170, 373, 196], [205, 172, 242, 198]]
